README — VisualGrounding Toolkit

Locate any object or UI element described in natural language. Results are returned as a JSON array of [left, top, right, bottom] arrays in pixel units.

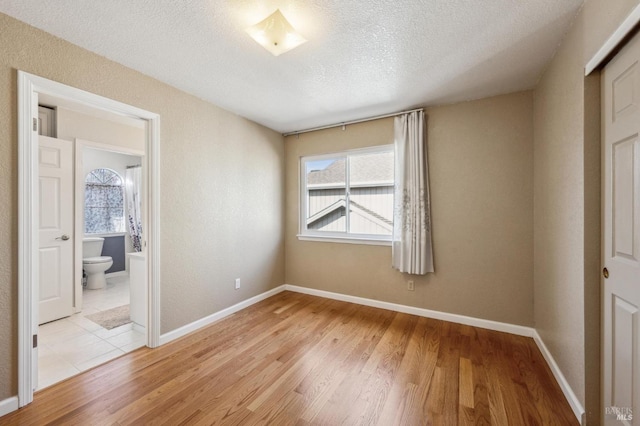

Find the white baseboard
[[533, 331, 585, 424], [284, 284, 582, 425], [0, 396, 19, 418], [283, 284, 533, 336], [156, 282, 582, 425], [159, 285, 286, 345]]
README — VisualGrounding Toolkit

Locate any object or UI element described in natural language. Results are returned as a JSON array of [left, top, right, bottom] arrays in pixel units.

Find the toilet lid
[[83, 256, 112, 264]]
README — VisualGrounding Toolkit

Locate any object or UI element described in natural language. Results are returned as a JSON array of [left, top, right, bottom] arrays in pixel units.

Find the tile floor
[[37, 276, 146, 390]]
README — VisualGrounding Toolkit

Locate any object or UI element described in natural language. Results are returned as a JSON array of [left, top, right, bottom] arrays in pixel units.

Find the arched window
[[85, 168, 125, 233]]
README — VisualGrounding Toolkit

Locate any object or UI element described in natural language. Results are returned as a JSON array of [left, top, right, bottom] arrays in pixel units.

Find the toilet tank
[[83, 237, 105, 258]]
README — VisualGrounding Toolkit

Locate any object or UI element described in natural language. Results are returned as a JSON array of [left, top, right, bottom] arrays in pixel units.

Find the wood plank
[[1, 292, 579, 426], [459, 357, 474, 408], [376, 316, 440, 425]]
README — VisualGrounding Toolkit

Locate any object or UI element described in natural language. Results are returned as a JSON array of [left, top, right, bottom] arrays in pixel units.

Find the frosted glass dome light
[[245, 9, 307, 56]]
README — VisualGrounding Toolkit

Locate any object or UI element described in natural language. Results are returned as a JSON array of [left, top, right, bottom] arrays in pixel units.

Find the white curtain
[[125, 166, 143, 252], [392, 111, 434, 274]]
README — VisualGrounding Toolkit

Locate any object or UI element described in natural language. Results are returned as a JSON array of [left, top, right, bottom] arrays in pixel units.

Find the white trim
[[284, 284, 583, 424], [147, 114, 161, 348], [159, 285, 287, 345], [299, 145, 394, 241], [585, 4, 640, 75], [308, 182, 393, 190], [0, 396, 19, 418], [532, 331, 585, 424], [74, 140, 83, 313], [17, 69, 36, 408], [158, 282, 532, 345], [283, 284, 533, 336], [153, 281, 581, 425], [17, 71, 161, 407], [297, 235, 392, 246]]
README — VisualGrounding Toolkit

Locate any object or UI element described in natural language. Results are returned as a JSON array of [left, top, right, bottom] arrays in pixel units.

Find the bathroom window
[[85, 168, 125, 234]]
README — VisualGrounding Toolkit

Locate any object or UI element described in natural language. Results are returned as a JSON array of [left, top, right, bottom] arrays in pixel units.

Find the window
[[85, 168, 125, 234], [299, 145, 394, 244]]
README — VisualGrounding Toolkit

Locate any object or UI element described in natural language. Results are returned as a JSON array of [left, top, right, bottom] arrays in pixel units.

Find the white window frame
[[298, 145, 394, 245], [84, 168, 126, 234]]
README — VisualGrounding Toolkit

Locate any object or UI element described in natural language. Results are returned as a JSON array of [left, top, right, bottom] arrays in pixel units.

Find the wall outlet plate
[[407, 280, 415, 291], [235, 278, 241, 290]]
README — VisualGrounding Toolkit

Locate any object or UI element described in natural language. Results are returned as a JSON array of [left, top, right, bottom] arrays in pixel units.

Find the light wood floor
[[3, 291, 578, 425]]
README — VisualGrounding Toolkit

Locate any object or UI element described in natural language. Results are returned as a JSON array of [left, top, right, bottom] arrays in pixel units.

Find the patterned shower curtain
[[125, 166, 143, 252]]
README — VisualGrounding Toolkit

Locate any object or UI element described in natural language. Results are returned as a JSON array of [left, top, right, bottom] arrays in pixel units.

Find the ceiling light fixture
[[245, 9, 306, 56]]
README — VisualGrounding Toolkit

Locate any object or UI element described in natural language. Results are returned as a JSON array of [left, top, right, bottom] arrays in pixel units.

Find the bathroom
[[82, 147, 144, 325], [37, 99, 148, 389]]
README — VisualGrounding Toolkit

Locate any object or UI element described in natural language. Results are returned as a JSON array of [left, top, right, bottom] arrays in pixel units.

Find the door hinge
[[33, 117, 38, 132], [33, 334, 38, 348]]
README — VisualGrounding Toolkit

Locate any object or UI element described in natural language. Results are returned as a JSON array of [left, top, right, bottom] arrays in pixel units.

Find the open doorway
[[18, 72, 160, 407], [37, 130, 146, 388]]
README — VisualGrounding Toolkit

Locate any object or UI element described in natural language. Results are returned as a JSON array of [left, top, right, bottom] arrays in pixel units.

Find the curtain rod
[[283, 107, 424, 137]]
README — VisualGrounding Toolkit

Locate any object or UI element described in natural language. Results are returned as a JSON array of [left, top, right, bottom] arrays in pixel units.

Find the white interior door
[[603, 32, 640, 426], [38, 135, 74, 325]]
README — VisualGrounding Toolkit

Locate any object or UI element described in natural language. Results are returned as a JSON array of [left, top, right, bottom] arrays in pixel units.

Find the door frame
[[74, 139, 146, 315], [17, 71, 162, 407], [586, 5, 640, 425]]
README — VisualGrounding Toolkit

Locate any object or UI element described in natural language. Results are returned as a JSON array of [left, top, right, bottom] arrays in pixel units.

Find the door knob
[[603, 267, 609, 279], [55, 234, 70, 241]]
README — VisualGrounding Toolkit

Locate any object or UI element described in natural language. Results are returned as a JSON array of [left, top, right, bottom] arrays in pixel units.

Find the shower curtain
[[125, 166, 143, 252]]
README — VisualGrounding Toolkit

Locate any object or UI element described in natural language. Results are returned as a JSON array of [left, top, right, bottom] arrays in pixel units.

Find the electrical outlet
[[407, 280, 415, 291], [235, 278, 241, 290]]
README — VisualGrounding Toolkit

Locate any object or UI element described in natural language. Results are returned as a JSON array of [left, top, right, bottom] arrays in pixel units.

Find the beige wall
[[285, 91, 534, 326], [533, 0, 639, 423], [57, 107, 146, 151], [0, 13, 285, 400], [2, 0, 636, 415]]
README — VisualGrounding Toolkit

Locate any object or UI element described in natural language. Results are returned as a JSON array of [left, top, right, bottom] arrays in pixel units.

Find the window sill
[[297, 234, 391, 246]]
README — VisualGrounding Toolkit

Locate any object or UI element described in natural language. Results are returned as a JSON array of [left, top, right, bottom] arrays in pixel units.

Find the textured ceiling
[[0, 0, 583, 133]]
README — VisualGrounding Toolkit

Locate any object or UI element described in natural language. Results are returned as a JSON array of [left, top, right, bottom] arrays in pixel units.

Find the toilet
[[82, 237, 113, 290]]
